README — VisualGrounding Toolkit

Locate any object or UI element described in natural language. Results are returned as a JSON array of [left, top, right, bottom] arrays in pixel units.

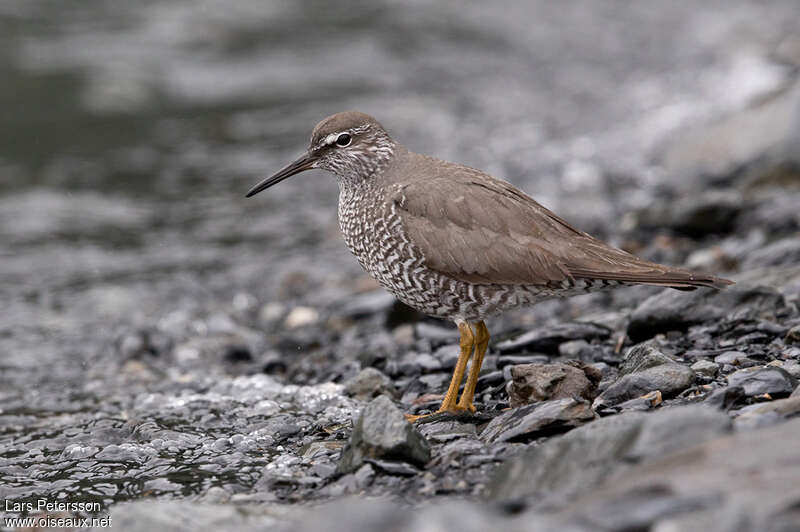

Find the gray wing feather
[[391, 170, 731, 289]]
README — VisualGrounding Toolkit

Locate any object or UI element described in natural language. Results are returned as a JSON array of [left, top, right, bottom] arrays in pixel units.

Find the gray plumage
[[250, 111, 732, 323]]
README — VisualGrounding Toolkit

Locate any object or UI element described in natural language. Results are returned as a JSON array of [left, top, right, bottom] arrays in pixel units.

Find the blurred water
[[0, 0, 797, 384]]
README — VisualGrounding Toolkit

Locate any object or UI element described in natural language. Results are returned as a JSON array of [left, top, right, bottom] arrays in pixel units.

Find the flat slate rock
[[595, 363, 695, 407], [489, 404, 731, 506], [496, 322, 610, 354], [480, 397, 595, 443], [627, 284, 785, 342], [727, 366, 796, 397], [337, 395, 431, 473], [546, 417, 800, 532]]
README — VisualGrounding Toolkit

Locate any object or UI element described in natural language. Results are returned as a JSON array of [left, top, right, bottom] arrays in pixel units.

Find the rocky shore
[[1, 1, 799, 531]]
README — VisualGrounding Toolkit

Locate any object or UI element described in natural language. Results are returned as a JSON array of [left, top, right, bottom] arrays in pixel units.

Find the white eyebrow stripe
[[311, 124, 370, 150]]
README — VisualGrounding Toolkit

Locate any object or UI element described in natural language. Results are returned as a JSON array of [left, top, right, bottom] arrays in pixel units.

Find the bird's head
[[246, 111, 396, 197]]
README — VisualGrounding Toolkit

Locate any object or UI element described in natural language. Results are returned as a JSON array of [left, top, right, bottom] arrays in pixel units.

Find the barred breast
[[337, 182, 618, 322]]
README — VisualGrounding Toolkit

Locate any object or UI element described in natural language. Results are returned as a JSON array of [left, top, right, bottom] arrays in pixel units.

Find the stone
[[617, 390, 662, 411], [547, 418, 800, 532], [714, 351, 751, 366], [505, 363, 596, 407], [496, 322, 610, 354], [595, 364, 695, 407], [727, 366, 796, 397], [557, 339, 599, 361], [414, 322, 460, 343], [774, 359, 800, 379], [659, 78, 800, 191], [787, 324, 800, 345], [619, 342, 677, 376], [432, 343, 460, 369], [627, 284, 785, 342], [343, 368, 396, 400], [489, 405, 731, 506], [742, 237, 800, 269], [337, 395, 431, 474], [284, 306, 319, 328], [734, 396, 800, 431], [417, 420, 478, 443], [480, 397, 595, 444], [691, 359, 718, 377], [339, 289, 397, 319], [496, 354, 550, 369]]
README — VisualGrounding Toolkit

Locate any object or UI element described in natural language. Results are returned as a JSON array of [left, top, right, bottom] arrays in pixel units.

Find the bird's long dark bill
[[245, 153, 317, 197]]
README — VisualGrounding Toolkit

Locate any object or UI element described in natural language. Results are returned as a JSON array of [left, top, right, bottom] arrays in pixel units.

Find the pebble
[[337, 395, 431, 474], [505, 363, 596, 408], [691, 359, 719, 377], [285, 307, 320, 329], [726, 366, 797, 397], [344, 367, 396, 400], [594, 363, 694, 407], [480, 398, 595, 443], [496, 322, 610, 354]]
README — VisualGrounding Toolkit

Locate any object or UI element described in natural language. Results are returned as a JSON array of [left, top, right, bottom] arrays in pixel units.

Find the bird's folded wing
[[390, 174, 725, 288]]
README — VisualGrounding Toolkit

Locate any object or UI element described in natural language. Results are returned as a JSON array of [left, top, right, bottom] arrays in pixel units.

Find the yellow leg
[[456, 321, 489, 412], [406, 321, 474, 422]]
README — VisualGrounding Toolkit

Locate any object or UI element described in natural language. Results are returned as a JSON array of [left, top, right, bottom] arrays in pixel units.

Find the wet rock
[[506, 363, 597, 407], [705, 385, 748, 410], [691, 359, 719, 377], [337, 395, 430, 474], [714, 350, 754, 366], [595, 345, 695, 407], [496, 322, 610, 354], [627, 284, 785, 342], [734, 396, 800, 430], [343, 368, 396, 400], [547, 418, 800, 532], [726, 366, 796, 397], [489, 405, 731, 505], [480, 397, 595, 444]]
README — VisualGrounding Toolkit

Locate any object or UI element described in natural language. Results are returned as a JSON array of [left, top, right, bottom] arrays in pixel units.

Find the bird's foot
[[456, 400, 477, 413]]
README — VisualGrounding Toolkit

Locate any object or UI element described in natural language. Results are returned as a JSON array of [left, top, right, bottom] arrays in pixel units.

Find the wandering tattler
[[246, 111, 732, 420]]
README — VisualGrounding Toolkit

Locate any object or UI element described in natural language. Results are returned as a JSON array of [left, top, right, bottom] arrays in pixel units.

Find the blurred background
[[1, 0, 800, 508]]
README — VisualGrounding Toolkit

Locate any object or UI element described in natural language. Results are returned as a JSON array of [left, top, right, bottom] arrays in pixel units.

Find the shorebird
[[246, 111, 731, 420]]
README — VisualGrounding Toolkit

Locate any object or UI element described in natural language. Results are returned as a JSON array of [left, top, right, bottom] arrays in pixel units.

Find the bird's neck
[[335, 142, 405, 192]]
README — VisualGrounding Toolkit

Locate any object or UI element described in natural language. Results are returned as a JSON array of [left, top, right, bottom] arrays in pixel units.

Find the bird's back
[[338, 148, 731, 320]]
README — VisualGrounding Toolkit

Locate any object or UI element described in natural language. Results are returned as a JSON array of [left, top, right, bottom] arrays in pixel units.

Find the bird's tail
[[569, 266, 734, 291]]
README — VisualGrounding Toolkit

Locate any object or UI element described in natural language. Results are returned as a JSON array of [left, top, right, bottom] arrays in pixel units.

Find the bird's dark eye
[[336, 133, 351, 147]]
